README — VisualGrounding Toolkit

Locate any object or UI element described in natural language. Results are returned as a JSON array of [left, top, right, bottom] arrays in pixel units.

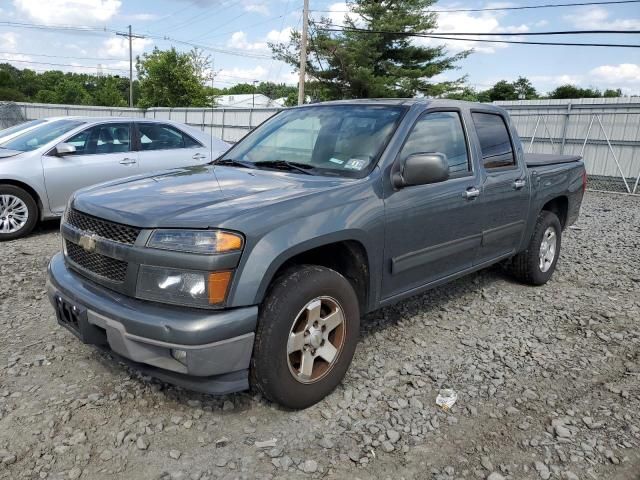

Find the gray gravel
[[1, 191, 639, 480]]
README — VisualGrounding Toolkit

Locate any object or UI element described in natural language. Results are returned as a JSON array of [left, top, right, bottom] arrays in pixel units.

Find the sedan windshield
[[0, 119, 47, 139], [219, 105, 406, 177], [0, 119, 85, 152]]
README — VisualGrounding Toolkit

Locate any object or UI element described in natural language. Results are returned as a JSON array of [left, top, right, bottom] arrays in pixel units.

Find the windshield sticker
[[329, 157, 344, 165], [344, 158, 368, 170]]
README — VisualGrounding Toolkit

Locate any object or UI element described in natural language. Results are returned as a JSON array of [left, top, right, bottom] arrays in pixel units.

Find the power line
[[0, 51, 127, 61], [312, 0, 640, 14], [313, 24, 640, 36], [316, 27, 640, 47], [0, 57, 129, 73]]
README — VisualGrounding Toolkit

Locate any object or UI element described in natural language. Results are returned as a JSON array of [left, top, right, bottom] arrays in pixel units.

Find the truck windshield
[[0, 119, 85, 152], [218, 105, 406, 177]]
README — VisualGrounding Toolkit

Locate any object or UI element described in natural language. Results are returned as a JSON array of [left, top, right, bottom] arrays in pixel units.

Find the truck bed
[[525, 153, 582, 167]]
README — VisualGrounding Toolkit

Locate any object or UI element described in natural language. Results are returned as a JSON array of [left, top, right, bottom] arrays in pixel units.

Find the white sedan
[[0, 117, 229, 240]]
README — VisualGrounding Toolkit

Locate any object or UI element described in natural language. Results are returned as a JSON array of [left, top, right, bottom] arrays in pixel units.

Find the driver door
[[382, 111, 484, 300], [42, 122, 137, 214]]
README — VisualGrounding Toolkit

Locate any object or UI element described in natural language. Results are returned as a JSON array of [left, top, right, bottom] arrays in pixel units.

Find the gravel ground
[[0, 191, 639, 480]]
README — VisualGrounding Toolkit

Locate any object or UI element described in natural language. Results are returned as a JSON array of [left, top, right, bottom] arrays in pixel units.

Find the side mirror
[[393, 152, 450, 188], [55, 143, 76, 156]]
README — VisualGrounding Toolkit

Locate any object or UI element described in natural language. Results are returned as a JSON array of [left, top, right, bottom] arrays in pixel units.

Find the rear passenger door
[[134, 122, 209, 172], [471, 111, 530, 265]]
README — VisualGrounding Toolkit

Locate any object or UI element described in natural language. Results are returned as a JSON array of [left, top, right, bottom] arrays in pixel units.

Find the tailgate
[[525, 153, 581, 167]]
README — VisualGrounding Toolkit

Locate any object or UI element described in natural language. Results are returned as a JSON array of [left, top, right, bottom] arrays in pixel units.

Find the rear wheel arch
[[541, 196, 568, 229]]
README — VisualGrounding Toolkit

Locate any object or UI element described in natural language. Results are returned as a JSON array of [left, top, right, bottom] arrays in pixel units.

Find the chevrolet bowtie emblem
[[78, 234, 97, 253]]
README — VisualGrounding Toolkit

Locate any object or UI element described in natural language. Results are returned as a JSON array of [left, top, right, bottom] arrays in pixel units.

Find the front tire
[[250, 265, 360, 409], [509, 210, 562, 285], [0, 185, 38, 241]]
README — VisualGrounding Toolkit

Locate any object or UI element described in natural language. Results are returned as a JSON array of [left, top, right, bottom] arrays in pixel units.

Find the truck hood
[[73, 165, 350, 228]]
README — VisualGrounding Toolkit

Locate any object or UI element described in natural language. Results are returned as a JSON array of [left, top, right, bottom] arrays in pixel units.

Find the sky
[[0, 0, 639, 95]]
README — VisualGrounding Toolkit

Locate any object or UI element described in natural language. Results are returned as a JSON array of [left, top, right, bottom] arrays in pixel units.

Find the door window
[[137, 123, 202, 151], [471, 112, 515, 169], [398, 111, 471, 177], [65, 123, 131, 155]]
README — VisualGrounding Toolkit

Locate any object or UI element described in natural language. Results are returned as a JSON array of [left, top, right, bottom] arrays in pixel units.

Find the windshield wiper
[[211, 158, 256, 169], [254, 160, 314, 175]]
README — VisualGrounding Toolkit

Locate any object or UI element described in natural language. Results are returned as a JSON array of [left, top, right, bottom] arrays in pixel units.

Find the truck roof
[[306, 98, 506, 113]]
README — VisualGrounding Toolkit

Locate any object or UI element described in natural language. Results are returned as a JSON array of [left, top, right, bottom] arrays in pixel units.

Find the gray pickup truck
[[47, 99, 586, 409]]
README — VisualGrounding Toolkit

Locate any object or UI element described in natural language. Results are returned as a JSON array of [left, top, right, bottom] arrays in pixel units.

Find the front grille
[[66, 209, 140, 245], [66, 241, 128, 283]]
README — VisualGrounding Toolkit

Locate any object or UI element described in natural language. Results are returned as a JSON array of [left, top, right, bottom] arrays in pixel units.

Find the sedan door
[[42, 122, 137, 214], [134, 122, 210, 173]]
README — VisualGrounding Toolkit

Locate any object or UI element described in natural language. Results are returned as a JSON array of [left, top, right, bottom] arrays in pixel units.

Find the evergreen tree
[[270, 0, 468, 99]]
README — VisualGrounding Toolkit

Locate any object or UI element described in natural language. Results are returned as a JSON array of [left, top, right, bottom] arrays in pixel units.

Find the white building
[[214, 94, 285, 108]]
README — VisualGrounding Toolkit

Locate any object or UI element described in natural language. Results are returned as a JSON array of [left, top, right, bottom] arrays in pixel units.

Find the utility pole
[[298, 0, 309, 106], [116, 25, 145, 107]]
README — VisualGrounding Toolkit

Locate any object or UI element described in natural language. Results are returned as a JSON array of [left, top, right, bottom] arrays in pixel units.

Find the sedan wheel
[[0, 194, 29, 234]]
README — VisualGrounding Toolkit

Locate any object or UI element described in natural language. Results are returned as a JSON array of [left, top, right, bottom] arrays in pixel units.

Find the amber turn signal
[[215, 231, 243, 253], [208, 271, 233, 304]]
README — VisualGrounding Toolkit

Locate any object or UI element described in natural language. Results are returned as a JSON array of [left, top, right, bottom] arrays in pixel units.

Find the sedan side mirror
[[393, 152, 450, 188], [55, 143, 76, 156]]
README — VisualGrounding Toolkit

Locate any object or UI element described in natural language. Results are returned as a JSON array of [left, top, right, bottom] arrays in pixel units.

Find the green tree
[[603, 88, 622, 98], [271, 0, 468, 100], [444, 86, 480, 102], [94, 76, 128, 107], [548, 84, 602, 99], [513, 76, 538, 99], [136, 47, 209, 108]]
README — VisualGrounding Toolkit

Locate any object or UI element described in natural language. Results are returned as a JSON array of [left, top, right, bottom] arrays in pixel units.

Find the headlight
[[147, 229, 243, 254], [137, 265, 232, 307]]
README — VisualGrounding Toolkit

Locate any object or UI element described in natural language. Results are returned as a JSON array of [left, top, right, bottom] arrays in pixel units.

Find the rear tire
[[250, 265, 360, 409], [0, 185, 38, 241], [509, 210, 562, 286]]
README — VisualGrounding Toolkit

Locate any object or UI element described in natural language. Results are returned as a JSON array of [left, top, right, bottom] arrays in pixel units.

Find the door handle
[[120, 158, 136, 165], [192, 153, 207, 160], [513, 179, 527, 189], [463, 187, 480, 200]]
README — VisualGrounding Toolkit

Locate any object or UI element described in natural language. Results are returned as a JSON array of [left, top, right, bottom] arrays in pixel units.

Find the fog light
[[171, 349, 188, 365]]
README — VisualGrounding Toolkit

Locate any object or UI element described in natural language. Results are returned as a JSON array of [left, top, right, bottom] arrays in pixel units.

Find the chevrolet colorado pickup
[[47, 100, 586, 409]]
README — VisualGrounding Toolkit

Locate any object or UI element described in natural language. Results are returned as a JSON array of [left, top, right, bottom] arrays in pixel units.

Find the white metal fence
[[4, 98, 640, 194], [496, 97, 640, 194]]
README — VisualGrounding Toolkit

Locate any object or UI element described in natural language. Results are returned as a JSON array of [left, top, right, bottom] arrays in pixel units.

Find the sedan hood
[[73, 165, 349, 228], [0, 149, 22, 159]]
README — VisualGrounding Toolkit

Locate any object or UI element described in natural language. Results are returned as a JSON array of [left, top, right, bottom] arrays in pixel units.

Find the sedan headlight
[[137, 265, 232, 307], [147, 229, 243, 254]]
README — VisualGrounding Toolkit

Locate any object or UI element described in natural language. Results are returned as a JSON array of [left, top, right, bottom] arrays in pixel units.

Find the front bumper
[[47, 253, 257, 395]]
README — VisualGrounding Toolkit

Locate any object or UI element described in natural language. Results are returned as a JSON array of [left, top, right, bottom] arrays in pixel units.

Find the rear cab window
[[471, 112, 516, 169]]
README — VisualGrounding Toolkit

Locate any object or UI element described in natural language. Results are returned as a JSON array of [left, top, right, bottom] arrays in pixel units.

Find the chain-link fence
[[0, 102, 27, 129]]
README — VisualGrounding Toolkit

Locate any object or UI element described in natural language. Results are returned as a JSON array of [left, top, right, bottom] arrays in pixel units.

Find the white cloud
[[565, 6, 640, 29], [13, 0, 121, 24], [227, 27, 292, 51], [528, 64, 640, 94], [100, 36, 153, 58], [419, 9, 529, 54], [227, 32, 267, 51], [589, 64, 640, 85], [243, 2, 269, 15], [217, 64, 298, 85], [0, 32, 19, 51]]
